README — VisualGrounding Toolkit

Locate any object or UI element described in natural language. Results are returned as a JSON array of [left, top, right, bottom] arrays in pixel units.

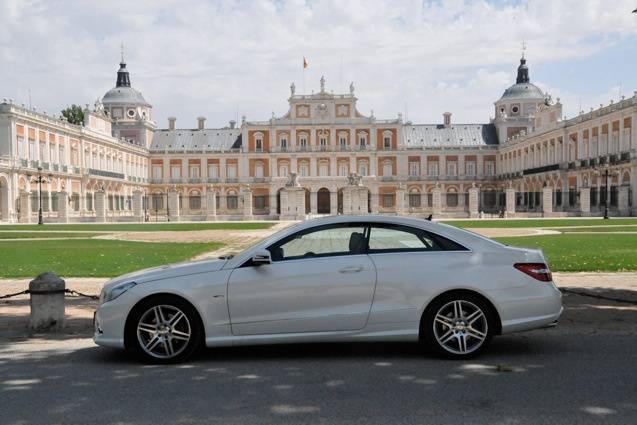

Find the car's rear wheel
[[422, 293, 494, 359], [126, 295, 202, 363]]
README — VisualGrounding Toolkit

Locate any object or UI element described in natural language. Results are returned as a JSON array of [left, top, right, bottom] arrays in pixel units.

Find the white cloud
[[1, 0, 636, 128]]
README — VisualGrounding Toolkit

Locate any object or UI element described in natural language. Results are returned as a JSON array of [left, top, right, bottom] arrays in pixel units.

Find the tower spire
[[516, 45, 530, 84], [115, 45, 131, 88]]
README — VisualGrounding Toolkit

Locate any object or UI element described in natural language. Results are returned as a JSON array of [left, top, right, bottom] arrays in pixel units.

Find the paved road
[[1, 292, 636, 425]]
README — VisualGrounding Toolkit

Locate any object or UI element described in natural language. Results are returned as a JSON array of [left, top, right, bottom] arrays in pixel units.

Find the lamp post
[[31, 167, 49, 225], [166, 191, 170, 222], [603, 168, 611, 220]]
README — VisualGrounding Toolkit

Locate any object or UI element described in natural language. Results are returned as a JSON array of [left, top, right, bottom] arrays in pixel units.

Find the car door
[[365, 223, 471, 324], [227, 223, 376, 335]]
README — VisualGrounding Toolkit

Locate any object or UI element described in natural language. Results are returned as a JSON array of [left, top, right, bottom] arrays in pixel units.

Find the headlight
[[101, 281, 137, 304]]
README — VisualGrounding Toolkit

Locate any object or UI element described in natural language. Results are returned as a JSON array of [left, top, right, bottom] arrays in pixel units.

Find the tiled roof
[[404, 123, 498, 148], [150, 129, 242, 152]]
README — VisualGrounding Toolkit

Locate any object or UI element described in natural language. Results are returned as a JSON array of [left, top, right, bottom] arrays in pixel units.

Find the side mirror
[[251, 249, 272, 266]]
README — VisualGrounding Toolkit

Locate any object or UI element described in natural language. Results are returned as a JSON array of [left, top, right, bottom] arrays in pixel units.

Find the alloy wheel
[[432, 300, 488, 355], [136, 304, 192, 359]]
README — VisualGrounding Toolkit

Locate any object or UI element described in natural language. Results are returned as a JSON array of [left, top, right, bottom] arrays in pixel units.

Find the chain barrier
[[560, 288, 637, 306], [0, 289, 99, 301]]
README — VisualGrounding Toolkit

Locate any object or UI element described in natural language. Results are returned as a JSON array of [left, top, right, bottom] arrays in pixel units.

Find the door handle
[[338, 266, 364, 273]]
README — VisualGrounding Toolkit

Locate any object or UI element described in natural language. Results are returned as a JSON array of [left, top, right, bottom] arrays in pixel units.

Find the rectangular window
[[299, 137, 307, 150], [428, 162, 439, 176], [338, 164, 348, 176], [189, 196, 201, 210], [409, 162, 419, 177], [255, 164, 264, 178], [466, 161, 476, 176], [319, 164, 329, 177], [359, 137, 366, 147], [299, 164, 309, 177], [152, 165, 162, 179], [255, 139, 262, 152], [208, 164, 219, 178], [485, 161, 495, 176], [254, 195, 266, 209], [280, 138, 287, 150], [384, 137, 391, 149], [447, 161, 457, 176], [382, 194, 394, 208], [189, 166, 200, 179], [18, 136, 26, 158], [409, 193, 421, 207], [227, 164, 237, 178], [368, 224, 467, 253], [383, 163, 392, 177], [170, 166, 181, 179], [358, 163, 368, 176], [227, 195, 238, 210], [339, 137, 347, 149]]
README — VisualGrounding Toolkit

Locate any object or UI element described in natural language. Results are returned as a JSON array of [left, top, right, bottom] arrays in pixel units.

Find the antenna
[[339, 55, 343, 93], [28, 89, 32, 109], [120, 43, 125, 63], [521, 40, 527, 58]]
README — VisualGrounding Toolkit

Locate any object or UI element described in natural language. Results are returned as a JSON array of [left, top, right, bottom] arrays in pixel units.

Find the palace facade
[[0, 55, 635, 222]]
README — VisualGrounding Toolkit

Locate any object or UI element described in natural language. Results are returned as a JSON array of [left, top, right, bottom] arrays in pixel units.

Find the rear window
[[367, 223, 468, 253]]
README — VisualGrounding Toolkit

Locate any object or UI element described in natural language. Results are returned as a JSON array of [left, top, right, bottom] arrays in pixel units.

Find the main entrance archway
[[317, 188, 330, 214]]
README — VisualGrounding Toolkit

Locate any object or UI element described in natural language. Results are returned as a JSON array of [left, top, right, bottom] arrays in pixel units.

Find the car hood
[[102, 258, 228, 291]]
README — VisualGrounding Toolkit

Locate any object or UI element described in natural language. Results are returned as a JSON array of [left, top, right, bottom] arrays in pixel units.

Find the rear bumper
[[497, 281, 564, 334]]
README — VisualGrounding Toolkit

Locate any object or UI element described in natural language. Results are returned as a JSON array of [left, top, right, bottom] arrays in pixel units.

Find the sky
[[1, 0, 636, 129]]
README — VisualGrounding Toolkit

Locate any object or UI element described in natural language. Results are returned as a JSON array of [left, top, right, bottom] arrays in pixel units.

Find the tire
[[125, 295, 203, 364], [421, 292, 495, 360]]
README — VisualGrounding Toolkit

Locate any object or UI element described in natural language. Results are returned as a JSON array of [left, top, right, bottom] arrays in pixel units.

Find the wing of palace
[[0, 55, 635, 222]]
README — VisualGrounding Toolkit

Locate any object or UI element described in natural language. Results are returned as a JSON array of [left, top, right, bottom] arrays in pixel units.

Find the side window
[[368, 224, 467, 253], [268, 224, 368, 262]]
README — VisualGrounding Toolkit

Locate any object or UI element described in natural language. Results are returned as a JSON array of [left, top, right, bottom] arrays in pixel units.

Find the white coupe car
[[94, 215, 563, 363]]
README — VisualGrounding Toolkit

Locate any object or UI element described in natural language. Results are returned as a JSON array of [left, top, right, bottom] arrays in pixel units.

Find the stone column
[[269, 191, 278, 217], [206, 190, 217, 220], [243, 187, 253, 220], [310, 191, 318, 214], [95, 189, 106, 223], [330, 190, 338, 215], [132, 190, 143, 222], [467, 186, 479, 218], [542, 186, 553, 216], [395, 187, 406, 215], [19, 191, 32, 223], [359, 188, 369, 214], [370, 191, 379, 214], [280, 186, 305, 220], [579, 187, 591, 216], [618, 185, 629, 216], [342, 187, 353, 215], [57, 191, 69, 223], [505, 187, 516, 216], [168, 189, 180, 222]]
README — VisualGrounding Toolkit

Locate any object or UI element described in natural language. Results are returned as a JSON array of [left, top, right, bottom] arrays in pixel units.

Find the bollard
[[29, 272, 65, 331]]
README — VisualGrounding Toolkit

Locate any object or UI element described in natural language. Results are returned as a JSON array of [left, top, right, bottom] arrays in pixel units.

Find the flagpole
[[302, 57, 306, 95]]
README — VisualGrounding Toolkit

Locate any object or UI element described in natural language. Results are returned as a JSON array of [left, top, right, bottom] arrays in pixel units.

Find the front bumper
[[93, 298, 129, 349]]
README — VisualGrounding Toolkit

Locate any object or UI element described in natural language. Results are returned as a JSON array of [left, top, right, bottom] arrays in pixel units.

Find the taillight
[[514, 263, 553, 282]]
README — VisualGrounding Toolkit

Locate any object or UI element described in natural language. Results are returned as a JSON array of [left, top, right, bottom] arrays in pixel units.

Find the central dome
[[500, 82, 545, 100], [102, 86, 148, 105]]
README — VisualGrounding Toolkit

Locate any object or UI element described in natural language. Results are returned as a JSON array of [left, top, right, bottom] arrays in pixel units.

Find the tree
[[61, 104, 84, 125]]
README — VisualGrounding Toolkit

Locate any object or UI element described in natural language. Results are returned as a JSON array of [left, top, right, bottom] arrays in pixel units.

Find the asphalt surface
[[1, 292, 636, 425]]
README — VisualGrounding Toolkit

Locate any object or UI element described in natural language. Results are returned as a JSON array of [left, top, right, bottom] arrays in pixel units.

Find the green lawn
[[553, 226, 637, 233], [0, 239, 224, 277], [0, 232, 101, 239], [495, 234, 637, 272], [0, 222, 274, 232], [443, 218, 637, 229]]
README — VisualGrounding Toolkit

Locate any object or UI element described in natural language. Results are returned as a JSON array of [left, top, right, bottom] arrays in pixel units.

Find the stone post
[[433, 187, 443, 215], [95, 189, 106, 223], [542, 186, 553, 216], [57, 191, 69, 223], [269, 192, 278, 217], [505, 187, 516, 216], [206, 190, 217, 220], [19, 190, 32, 223], [467, 186, 479, 218], [579, 187, 590, 216], [395, 187, 406, 215], [242, 187, 253, 220], [359, 188, 369, 214], [168, 189, 180, 222], [618, 185, 629, 216], [29, 272, 65, 331], [132, 190, 143, 222]]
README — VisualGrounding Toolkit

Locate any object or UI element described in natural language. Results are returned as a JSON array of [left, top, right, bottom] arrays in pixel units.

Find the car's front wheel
[[126, 295, 202, 363], [422, 293, 494, 359]]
